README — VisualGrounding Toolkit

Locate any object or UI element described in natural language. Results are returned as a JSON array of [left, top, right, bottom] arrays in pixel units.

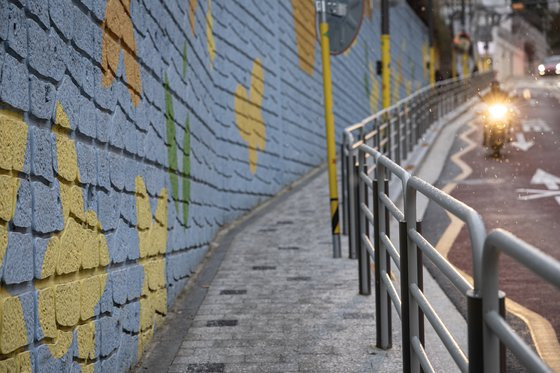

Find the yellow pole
[[381, 34, 391, 108], [429, 47, 436, 85], [462, 52, 469, 78], [318, 6, 341, 258]]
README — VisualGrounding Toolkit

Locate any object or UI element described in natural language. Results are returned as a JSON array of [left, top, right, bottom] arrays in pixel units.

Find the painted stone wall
[[0, 0, 428, 371]]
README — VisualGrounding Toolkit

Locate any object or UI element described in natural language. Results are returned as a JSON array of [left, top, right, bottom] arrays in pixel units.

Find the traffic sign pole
[[381, 0, 390, 109], [318, 0, 341, 258]]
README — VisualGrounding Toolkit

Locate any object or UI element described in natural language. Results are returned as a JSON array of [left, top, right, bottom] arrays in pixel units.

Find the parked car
[[537, 55, 560, 76]]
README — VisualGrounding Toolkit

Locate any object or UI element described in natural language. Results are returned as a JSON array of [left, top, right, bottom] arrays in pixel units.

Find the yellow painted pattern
[[189, 0, 198, 34], [206, 0, 216, 65], [33, 103, 109, 361], [0, 109, 29, 359], [291, 0, 316, 75], [234, 59, 266, 174], [368, 62, 380, 114], [135, 176, 168, 357], [101, 0, 142, 107]]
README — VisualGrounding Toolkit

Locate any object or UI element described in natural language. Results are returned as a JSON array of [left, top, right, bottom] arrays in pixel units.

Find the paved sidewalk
[[164, 169, 402, 372], [135, 101, 481, 373]]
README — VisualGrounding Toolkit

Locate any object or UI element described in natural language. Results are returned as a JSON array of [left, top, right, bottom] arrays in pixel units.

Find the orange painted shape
[[101, 0, 142, 107], [291, 0, 316, 75]]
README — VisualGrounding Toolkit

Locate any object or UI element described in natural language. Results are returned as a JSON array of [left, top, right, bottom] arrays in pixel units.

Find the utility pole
[[381, 0, 390, 109], [317, 0, 341, 258], [428, 0, 436, 85]]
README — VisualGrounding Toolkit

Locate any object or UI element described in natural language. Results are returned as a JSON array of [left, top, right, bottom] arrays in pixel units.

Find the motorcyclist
[[479, 80, 512, 147], [481, 80, 509, 104]]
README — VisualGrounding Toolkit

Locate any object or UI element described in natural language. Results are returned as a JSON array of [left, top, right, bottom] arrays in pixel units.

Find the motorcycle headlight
[[556, 63, 560, 74], [538, 64, 545, 72], [488, 104, 507, 120]]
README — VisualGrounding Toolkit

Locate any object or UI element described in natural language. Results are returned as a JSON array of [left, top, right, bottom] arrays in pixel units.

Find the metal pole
[[450, 12, 456, 78], [381, 0, 390, 109], [317, 0, 341, 258], [428, 0, 436, 85]]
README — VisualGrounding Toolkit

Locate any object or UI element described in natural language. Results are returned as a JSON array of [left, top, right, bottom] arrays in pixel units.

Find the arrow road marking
[[522, 119, 551, 133], [511, 133, 534, 151], [530, 168, 560, 190], [517, 169, 560, 205], [516, 188, 560, 201]]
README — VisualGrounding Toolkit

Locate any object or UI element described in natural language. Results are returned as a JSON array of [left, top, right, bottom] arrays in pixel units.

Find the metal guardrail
[[351, 146, 560, 373], [341, 73, 493, 259]]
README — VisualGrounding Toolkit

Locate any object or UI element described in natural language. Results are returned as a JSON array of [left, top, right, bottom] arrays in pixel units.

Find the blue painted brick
[[97, 189, 120, 230], [111, 219, 130, 263], [111, 269, 127, 305], [127, 265, 143, 301], [99, 272, 113, 314], [121, 301, 140, 333], [36, 343, 72, 372], [0, 52, 29, 111], [96, 109, 110, 143], [91, 0, 106, 23], [117, 333, 138, 372], [3, 232, 33, 284], [93, 64, 117, 111], [100, 314, 121, 357], [27, 0, 50, 28], [109, 107, 125, 149], [56, 76, 80, 129], [28, 19, 67, 83], [72, 8, 94, 58], [33, 237, 49, 280], [31, 126, 54, 182], [101, 353, 118, 373], [127, 229, 139, 261], [77, 98, 96, 138], [32, 180, 64, 234], [109, 153, 125, 190], [49, 0, 75, 40], [119, 192, 135, 225], [0, 3, 27, 59], [13, 179, 32, 228], [66, 47, 85, 88], [29, 75, 55, 120], [96, 149, 110, 189], [124, 158, 138, 193], [82, 58, 95, 99], [19, 291, 35, 344], [76, 142, 96, 185]]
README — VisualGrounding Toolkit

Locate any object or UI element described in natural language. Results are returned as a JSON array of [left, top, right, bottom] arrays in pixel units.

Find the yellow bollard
[[318, 9, 341, 258]]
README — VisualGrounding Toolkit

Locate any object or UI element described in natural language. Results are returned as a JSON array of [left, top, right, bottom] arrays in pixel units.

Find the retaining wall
[[0, 0, 428, 371]]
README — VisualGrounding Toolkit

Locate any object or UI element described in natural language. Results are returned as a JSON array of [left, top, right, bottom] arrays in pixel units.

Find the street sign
[[323, 0, 364, 55]]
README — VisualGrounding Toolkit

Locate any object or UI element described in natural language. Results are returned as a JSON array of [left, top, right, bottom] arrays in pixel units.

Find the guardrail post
[[358, 148, 371, 295], [467, 289, 483, 373], [341, 141, 348, 236], [399, 220, 411, 372], [499, 291, 506, 373], [395, 110, 401, 165], [417, 221, 425, 355], [349, 154, 359, 259]]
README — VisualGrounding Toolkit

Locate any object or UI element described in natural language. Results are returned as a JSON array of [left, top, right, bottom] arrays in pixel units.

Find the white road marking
[[517, 169, 560, 205], [511, 133, 534, 151], [522, 119, 551, 133]]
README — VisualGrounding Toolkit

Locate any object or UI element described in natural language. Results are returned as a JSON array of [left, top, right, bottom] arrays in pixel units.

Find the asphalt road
[[423, 76, 560, 371]]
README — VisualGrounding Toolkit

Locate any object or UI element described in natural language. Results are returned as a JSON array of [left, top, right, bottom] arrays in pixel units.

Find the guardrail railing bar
[[409, 229, 472, 294], [411, 336, 436, 373], [380, 233, 400, 270], [482, 229, 560, 373], [410, 284, 469, 373], [381, 270, 402, 318]]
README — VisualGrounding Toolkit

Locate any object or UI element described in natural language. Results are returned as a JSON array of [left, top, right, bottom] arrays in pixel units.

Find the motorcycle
[[480, 103, 515, 157]]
